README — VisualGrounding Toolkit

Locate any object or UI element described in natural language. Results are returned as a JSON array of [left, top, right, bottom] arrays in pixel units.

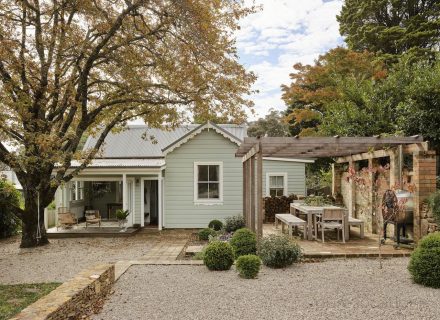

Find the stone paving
[[264, 223, 413, 258]]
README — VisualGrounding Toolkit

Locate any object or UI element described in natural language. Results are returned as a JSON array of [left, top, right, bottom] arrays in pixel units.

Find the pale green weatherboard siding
[[164, 129, 242, 228], [262, 160, 306, 197]]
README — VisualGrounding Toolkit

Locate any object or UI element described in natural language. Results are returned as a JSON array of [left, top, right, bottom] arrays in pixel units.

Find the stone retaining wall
[[11, 264, 114, 320]]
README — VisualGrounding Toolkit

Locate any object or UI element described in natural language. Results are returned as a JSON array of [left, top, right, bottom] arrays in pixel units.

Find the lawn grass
[[0, 282, 61, 320]]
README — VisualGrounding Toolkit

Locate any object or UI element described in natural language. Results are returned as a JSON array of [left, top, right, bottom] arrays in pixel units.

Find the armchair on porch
[[56, 207, 78, 230], [85, 210, 102, 228]]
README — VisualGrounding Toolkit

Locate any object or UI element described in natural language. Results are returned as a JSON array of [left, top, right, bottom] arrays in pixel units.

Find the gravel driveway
[[0, 234, 165, 284], [94, 258, 438, 320]]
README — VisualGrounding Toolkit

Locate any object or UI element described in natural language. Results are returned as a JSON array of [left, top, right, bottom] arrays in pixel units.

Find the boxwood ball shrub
[[408, 232, 440, 288], [224, 215, 246, 233], [236, 254, 261, 279], [208, 219, 223, 231], [230, 228, 257, 257], [198, 228, 216, 241], [258, 234, 302, 268], [203, 241, 235, 271]]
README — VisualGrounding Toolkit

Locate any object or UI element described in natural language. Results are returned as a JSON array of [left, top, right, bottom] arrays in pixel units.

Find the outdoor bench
[[275, 213, 307, 239]]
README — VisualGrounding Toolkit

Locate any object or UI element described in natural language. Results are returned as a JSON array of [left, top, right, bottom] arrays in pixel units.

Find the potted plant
[[116, 209, 130, 231]]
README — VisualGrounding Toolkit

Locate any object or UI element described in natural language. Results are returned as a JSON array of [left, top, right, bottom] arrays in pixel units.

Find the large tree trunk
[[20, 185, 53, 248]]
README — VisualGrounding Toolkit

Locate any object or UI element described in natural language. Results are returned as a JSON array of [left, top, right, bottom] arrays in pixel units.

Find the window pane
[[209, 183, 219, 198], [198, 165, 209, 181], [270, 187, 284, 197], [208, 165, 219, 181], [269, 176, 276, 187], [198, 183, 209, 198], [277, 176, 284, 187]]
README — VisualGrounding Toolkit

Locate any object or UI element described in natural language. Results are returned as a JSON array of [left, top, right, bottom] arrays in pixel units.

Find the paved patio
[[264, 224, 413, 258], [46, 221, 141, 238]]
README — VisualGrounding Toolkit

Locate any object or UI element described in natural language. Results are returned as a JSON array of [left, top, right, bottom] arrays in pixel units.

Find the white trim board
[[265, 172, 288, 197], [263, 157, 315, 163]]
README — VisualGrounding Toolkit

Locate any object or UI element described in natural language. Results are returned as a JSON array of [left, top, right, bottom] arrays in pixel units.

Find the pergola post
[[243, 160, 248, 225], [331, 163, 343, 196], [256, 141, 263, 237], [348, 160, 356, 219], [250, 156, 256, 232], [368, 158, 378, 233], [413, 151, 437, 242]]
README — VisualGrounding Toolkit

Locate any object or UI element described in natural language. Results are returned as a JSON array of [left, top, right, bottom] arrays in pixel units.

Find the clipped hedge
[[258, 234, 302, 268], [264, 195, 297, 223], [408, 232, 440, 288], [198, 228, 216, 241], [203, 241, 235, 271], [208, 219, 223, 231], [224, 215, 246, 233], [230, 228, 257, 257], [236, 255, 261, 279]]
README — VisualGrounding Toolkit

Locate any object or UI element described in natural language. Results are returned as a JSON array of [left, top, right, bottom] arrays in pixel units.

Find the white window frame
[[194, 162, 223, 204], [266, 172, 288, 197], [71, 181, 84, 202]]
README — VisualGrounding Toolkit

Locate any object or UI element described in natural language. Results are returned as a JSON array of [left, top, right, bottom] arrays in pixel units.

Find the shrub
[[258, 234, 302, 268], [193, 250, 205, 260], [236, 255, 261, 279], [224, 215, 246, 233], [203, 241, 234, 271], [208, 219, 223, 231], [408, 232, 440, 288], [230, 228, 257, 257], [427, 191, 440, 225], [198, 228, 216, 241], [0, 179, 21, 239]]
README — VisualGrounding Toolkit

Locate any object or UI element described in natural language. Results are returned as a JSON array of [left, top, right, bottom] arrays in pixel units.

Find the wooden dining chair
[[316, 208, 346, 243]]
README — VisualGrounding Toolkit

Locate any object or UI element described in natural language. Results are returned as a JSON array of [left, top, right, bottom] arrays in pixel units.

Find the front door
[[144, 180, 158, 226]]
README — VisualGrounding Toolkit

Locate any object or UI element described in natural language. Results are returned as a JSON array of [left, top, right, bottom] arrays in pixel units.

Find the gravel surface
[[0, 235, 157, 284], [94, 258, 438, 320]]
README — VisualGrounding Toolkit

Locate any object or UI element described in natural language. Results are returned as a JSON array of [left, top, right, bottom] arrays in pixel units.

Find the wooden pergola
[[235, 135, 431, 238]]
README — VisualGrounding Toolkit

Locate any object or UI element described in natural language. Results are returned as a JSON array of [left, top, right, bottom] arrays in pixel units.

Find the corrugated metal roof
[[70, 159, 166, 168], [83, 123, 247, 158]]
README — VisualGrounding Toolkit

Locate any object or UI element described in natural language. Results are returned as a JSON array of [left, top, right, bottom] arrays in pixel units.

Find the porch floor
[[47, 221, 139, 238], [264, 224, 413, 258]]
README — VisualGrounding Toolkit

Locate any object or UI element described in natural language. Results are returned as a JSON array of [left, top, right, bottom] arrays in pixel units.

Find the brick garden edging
[[11, 264, 114, 320]]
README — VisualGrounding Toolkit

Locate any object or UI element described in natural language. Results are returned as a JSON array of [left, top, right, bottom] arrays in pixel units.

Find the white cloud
[[237, 0, 344, 120]]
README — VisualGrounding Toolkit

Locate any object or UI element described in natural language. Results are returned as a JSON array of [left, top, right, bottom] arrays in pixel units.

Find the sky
[[236, 0, 345, 120]]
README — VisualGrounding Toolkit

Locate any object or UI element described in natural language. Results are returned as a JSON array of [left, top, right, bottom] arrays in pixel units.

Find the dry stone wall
[[11, 264, 114, 320]]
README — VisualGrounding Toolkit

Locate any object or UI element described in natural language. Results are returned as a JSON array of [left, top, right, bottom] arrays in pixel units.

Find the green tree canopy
[[281, 47, 387, 136], [0, 0, 256, 248], [338, 0, 440, 61], [247, 109, 289, 137]]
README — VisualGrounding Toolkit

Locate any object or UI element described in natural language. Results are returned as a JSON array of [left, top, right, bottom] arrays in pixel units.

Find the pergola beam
[[335, 142, 429, 163], [236, 136, 425, 158], [241, 143, 259, 163]]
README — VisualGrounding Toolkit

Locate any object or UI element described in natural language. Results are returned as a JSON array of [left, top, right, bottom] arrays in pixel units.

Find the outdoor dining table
[[290, 203, 349, 241]]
